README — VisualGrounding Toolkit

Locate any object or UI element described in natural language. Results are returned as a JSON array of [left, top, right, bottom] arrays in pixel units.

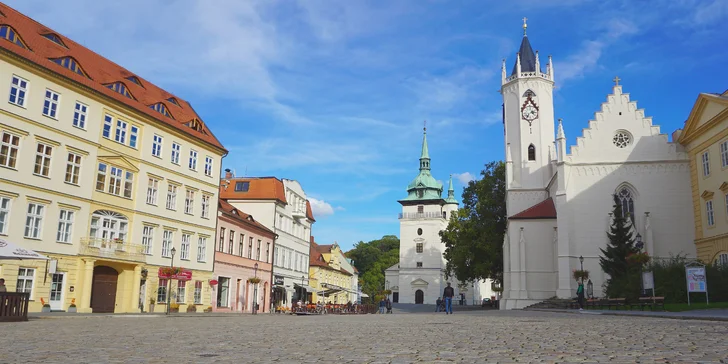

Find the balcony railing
[[80, 237, 147, 263], [292, 209, 306, 219], [398, 211, 446, 219]]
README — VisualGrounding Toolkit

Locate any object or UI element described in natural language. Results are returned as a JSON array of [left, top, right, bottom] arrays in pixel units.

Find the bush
[[648, 256, 728, 304]]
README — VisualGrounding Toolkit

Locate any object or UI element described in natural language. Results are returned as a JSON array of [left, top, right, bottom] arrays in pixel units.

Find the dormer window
[[235, 181, 250, 192], [104, 82, 134, 99], [50, 57, 88, 78], [185, 118, 206, 133], [150, 102, 173, 119], [126, 76, 142, 87], [41, 33, 66, 48], [167, 97, 180, 106], [0, 25, 27, 49]]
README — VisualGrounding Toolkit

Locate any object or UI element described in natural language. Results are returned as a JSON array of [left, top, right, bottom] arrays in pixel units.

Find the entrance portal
[[91, 266, 118, 313], [415, 289, 424, 304], [392, 292, 399, 303]]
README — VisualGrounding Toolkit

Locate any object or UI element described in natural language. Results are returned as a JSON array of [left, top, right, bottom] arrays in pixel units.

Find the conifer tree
[[599, 194, 640, 299]]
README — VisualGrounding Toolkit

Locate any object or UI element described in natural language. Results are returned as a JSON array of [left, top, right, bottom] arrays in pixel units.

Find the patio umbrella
[[0, 238, 49, 260]]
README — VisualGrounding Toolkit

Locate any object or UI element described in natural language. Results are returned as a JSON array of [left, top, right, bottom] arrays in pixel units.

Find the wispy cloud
[[309, 198, 339, 218], [453, 172, 476, 185]]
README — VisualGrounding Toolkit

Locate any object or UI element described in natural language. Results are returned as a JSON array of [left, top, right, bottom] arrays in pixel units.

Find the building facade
[[0, 3, 225, 313], [219, 171, 315, 308], [677, 90, 728, 265], [308, 241, 357, 304], [212, 199, 275, 313], [500, 23, 695, 309]]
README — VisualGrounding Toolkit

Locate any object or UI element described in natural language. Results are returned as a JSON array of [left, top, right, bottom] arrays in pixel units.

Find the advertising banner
[[158, 267, 193, 281], [686, 267, 706, 292]]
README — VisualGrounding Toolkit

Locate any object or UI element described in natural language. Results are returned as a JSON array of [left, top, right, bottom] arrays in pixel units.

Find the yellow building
[[0, 4, 226, 313], [308, 242, 357, 304], [678, 89, 728, 266]]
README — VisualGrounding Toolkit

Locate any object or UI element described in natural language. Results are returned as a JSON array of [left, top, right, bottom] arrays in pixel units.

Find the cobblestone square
[[2, 310, 727, 363]]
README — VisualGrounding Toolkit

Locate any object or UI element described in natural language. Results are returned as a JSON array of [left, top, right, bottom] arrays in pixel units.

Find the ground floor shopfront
[[272, 274, 314, 310], [0, 253, 214, 313], [211, 255, 271, 313]]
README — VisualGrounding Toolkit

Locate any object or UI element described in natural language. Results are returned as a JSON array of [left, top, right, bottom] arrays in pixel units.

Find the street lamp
[[635, 233, 644, 250], [579, 255, 584, 284], [166, 247, 176, 315], [301, 275, 305, 308], [253, 263, 258, 315]]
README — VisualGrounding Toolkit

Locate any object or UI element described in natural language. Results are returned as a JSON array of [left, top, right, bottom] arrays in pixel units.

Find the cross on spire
[[613, 76, 621, 86], [522, 17, 528, 35]]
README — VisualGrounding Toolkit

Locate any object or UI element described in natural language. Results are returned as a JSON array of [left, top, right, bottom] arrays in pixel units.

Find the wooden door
[[91, 266, 118, 313], [415, 289, 424, 304]]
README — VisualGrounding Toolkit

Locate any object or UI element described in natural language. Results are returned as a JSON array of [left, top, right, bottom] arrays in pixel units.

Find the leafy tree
[[439, 161, 506, 284], [346, 235, 400, 298], [599, 194, 641, 299]]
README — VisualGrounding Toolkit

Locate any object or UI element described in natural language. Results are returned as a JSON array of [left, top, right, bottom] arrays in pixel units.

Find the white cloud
[[453, 172, 476, 185], [308, 198, 336, 218]]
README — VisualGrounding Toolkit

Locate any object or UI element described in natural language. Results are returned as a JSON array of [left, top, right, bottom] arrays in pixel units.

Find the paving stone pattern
[[3, 310, 728, 363]]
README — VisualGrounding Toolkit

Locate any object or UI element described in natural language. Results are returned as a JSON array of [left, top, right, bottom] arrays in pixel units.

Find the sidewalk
[[527, 308, 728, 322]]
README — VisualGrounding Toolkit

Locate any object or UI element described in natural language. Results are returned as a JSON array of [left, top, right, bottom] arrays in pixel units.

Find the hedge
[[648, 256, 728, 304]]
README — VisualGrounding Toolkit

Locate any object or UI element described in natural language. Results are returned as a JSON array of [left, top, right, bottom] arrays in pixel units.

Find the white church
[[501, 22, 696, 309], [386, 129, 494, 305]]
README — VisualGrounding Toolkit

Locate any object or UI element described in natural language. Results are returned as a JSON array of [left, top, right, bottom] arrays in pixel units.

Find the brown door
[[415, 289, 424, 304], [91, 266, 118, 313]]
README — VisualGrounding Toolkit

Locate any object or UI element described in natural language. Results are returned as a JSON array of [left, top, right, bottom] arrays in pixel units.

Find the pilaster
[[79, 259, 95, 313], [518, 227, 528, 299], [130, 265, 142, 313]]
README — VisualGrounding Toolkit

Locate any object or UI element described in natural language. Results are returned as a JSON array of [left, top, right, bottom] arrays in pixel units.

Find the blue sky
[[10, 0, 728, 251]]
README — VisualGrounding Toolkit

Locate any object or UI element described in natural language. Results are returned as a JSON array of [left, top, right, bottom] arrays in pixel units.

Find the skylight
[[0, 25, 27, 49], [41, 33, 66, 48], [105, 82, 134, 99], [50, 57, 88, 78], [150, 102, 173, 119]]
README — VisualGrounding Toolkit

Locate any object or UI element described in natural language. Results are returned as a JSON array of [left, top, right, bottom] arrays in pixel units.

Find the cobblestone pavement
[[3, 310, 728, 363]]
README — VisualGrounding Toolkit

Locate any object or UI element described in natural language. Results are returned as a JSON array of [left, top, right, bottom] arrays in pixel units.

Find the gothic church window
[[617, 187, 635, 222], [613, 130, 632, 148], [528, 144, 536, 161]]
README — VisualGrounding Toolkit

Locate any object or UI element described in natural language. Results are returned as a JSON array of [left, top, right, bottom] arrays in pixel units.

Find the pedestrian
[[576, 281, 585, 311], [379, 297, 386, 314], [443, 282, 455, 315], [385, 298, 392, 314], [435, 297, 442, 312], [0, 278, 6, 292]]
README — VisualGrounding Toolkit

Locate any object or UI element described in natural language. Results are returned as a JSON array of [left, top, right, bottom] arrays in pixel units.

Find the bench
[[606, 298, 626, 310], [630, 297, 665, 311]]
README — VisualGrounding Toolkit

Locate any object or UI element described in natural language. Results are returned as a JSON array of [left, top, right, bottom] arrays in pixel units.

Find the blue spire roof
[[510, 35, 537, 76]]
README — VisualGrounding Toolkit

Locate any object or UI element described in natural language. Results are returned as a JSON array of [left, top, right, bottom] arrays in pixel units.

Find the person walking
[[435, 297, 442, 312], [443, 282, 455, 315], [385, 298, 392, 314], [576, 281, 585, 311], [379, 297, 386, 314]]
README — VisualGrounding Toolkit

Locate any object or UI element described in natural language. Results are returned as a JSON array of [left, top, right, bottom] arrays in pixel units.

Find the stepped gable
[[0, 2, 224, 150], [509, 198, 556, 220]]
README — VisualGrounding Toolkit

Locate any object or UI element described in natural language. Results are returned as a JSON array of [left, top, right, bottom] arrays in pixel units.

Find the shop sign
[[274, 275, 284, 285], [158, 267, 192, 281]]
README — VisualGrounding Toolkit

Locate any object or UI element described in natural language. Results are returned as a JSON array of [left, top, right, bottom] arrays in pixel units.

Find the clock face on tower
[[521, 96, 539, 126]]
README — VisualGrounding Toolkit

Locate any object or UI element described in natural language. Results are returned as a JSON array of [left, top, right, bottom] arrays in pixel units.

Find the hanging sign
[[158, 267, 192, 281], [274, 275, 285, 285], [686, 267, 706, 292]]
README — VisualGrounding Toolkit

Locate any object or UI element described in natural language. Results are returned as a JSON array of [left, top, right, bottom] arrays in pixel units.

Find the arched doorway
[[415, 289, 424, 304], [91, 266, 118, 313]]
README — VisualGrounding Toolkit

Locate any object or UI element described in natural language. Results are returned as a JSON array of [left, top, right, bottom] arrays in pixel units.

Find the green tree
[[346, 235, 400, 299], [439, 161, 506, 284], [599, 194, 641, 300]]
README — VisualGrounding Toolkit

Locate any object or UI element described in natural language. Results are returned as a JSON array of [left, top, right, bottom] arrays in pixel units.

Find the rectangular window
[[73, 102, 88, 129], [171, 143, 180, 164], [417, 205, 424, 213], [33, 143, 53, 177], [129, 126, 138, 148], [281, 247, 285, 267], [219, 227, 225, 252], [189, 150, 198, 170], [56, 209, 74, 243], [719, 253, 728, 267], [142, 225, 154, 255], [721, 141, 728, 168], [64, 152, 81, 185], [177, 280, 186, 303], [16, 268, 35, 298], [0, 132, 20, 169], [103, 114, 113, 139], [217, 277, 230, 308], [184, 189, 195, 214], [9, 76, 28, 107], [257, 240, 261, 261], [194, 281, 203, 304], [707, 200, 715, 227], [702, 151, 710, 176], [95, 163, 107, 191], [24, 203, 44, 239], [115, 120, 127, 144], [201, 195, 210, 218], [108, 166, 122, 195], [416, 243, 423, 253], [146, 178, 159, 205], [235, 181, 250, 192], [181, 233, 190, 260], [204, 156, 213, 176], [157, 279, 168, 303], [152, 135, 163, 157], [0, 197, 10, 234], [416, 262, 423, 268], [274, 246, 279, 266], [266, 242, 270, 263], [239, 234, 244, 257], [166, 185, 177, 210], [248, 237, 253, 259], [43, 89, 60, 118], [162, 230, 173, 258], [228, 230, 235, 254], [197, 237, 207, 262]]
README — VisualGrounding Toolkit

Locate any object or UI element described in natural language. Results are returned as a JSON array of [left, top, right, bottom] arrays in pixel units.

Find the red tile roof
[[306, 200, 316, 222], [0, 3, 225, 151], [509, 198, 557, 219], [219, 177, 287, 204], [309, 242, 329, 268], [218, 199, 275, 237]]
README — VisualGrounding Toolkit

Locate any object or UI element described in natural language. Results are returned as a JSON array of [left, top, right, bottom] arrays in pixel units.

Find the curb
[[526, 308, 728, 322]]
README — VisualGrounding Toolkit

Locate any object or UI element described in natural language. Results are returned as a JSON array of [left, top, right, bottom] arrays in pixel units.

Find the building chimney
[[310, 235, 315, 244], [224, 168, 232, 179]]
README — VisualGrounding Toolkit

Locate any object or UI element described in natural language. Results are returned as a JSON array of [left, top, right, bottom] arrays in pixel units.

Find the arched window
[[617, 187, 635, 222], [89, 210, 129, 243], [527, 144, 536, 161], [523, 90, 536, 98]]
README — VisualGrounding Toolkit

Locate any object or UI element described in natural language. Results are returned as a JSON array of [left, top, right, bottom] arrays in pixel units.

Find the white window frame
[[24, 202, 44, 239], [9, 75, 28, 107], [146, 178, 159, 205], [197, 237, 207, 262], [189, 150, 198, 170], [95, 163, 107, 191], [0, 132, 20, 169], [152, 134, 163, 158], [42, 89, 60, 119], [204, 156, 213, 177], [201, 194, 210, 218], [718, 253, 728, 266], [108, 166, 122, 195], [16, 267, 35, 299], [157, 279, 168, 303], [115, 120, 127, 144], [141, 225, 154, 255], [162, 230, 173, 258], [721, 141, 728, 169], [181, 233, 191, 260], [171, 143, 180, 164], [56, 209, 74, 243], [702, 151, 710, 176], [123, 171, 134, 199], [0, 196, 11, 235], [102, 114, 113, 139], [129, 125, 139, 149], [184, 189, 195, 215], [65, 152, 81, 185], [166, 185, 177, 210], [72, 101, 88, 129], [707, 200, 715, 227], [34, 143, 53, 177], [176, 280, 186, 304], [193, 281, 202, 304]]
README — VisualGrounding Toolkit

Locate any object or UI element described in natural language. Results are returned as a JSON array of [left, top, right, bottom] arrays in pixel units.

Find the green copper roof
[[420, 128, 430, 161], [445, 174, 457, 204], [399, 128, 444, 203]]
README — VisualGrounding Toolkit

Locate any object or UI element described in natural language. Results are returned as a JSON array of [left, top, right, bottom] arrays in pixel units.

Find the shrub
[[648, 255, 728, 304]]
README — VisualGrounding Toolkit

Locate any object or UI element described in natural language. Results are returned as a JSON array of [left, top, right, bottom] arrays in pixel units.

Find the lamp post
[[253, 263, 258, 315], [635, 233, 644, 250], [386, 280, 390, 300], [166, 247, 176, 315], [301, 275, 305, 309], [579, 255, 584, 284]]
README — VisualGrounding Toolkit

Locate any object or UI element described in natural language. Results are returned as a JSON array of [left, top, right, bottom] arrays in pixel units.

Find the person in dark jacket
[[385, 298, 392, 314], [435, 297, 442, 312], [379, 298, 386, 314], [443, 282, 455, 314]]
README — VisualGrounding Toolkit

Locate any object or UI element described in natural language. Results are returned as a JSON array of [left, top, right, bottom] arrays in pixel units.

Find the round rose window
[[612, 131, 632, 148]]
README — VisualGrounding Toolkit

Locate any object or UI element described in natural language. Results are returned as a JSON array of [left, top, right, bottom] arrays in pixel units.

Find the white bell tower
[[501, 18, 556, 192]]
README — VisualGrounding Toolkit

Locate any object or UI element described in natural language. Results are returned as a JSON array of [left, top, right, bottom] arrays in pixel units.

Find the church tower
[[501, 18, 556, 195]]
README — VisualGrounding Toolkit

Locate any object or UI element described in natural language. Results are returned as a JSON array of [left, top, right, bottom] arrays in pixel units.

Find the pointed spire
[[557, 118, 565, 140], [548, 55, 554, 79], [445, 174, 457, 204], [501, 58, 506, 84], [420, 123, 430, 171], [535, 51, 540, 74]]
